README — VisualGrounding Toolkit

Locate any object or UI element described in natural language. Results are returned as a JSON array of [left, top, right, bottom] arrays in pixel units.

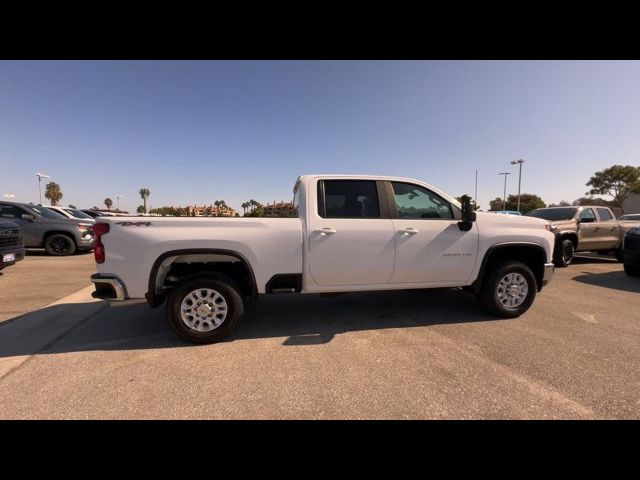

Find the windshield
[[28, 205, 68, 219], [620, 214, 640, 221], [64, 208, 93, 219], [525, 207, 577, 221]]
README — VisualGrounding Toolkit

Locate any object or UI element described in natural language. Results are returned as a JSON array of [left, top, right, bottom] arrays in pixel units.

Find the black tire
[[624, 264, 640, 277], [44, 234, 77, 256], [478, 261, 537, 318], [554, 238, 574, 267], [165, 273, 244, 344]]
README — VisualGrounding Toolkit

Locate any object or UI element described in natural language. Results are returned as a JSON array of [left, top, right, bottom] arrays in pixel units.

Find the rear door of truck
[[594, 207, 621, 249], [307, 179, 396, 286]]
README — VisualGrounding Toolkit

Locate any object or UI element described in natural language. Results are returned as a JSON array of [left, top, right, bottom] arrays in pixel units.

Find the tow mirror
[[21, 213, 36, 222], [458, 195, 476, 231]]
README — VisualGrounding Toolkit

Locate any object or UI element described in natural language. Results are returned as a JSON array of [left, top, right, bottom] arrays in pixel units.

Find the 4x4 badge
[[114, 221, 152, 227]]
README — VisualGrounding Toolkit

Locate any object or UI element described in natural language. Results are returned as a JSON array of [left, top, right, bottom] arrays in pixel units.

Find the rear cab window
[[596, 208, 614, 222], [317, 180, 381, 219]]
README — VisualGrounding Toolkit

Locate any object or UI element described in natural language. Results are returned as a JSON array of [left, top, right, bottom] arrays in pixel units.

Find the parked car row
[[0, 201, 95, 256]]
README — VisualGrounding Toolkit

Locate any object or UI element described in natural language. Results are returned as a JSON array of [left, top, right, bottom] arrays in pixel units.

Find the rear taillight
[[93, 222, 110, 264]]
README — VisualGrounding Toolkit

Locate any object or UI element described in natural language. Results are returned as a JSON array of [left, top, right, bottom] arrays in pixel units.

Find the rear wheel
[[554, 238, 574, 267], [624, 264, 640, 277], [165, 273, 244, 344], [44, 234, 76, 256], [479, 261, 537, 318]]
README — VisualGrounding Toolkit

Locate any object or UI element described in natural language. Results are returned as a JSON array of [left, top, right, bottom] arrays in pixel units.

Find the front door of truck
[[308, 179, 396, 286], [577, 208, 598, 250], [386, 181, 478, 284]]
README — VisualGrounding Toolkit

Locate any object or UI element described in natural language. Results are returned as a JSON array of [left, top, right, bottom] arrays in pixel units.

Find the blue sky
[[1, 60, 639, 212]]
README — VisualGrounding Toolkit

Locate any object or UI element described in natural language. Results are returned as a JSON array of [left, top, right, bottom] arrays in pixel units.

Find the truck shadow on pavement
[[0, 288, 501, 357], [572, 270, 640, 293]]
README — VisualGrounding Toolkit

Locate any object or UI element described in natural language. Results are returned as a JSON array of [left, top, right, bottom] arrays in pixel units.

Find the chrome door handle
[[314, 228, 337, 235], [399, 227, 419, 235]]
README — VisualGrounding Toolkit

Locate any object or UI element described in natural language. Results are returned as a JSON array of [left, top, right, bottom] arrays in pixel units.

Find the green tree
[[572, 196, 615, 207], [104, 197, 113, 211], [136, 205, 145, 214], [139, 188, 151, 213], [490, 194, 545, 214], [547, 200, 571, 207], [44, 182, 63, 206], [586, 165, 640, 207]]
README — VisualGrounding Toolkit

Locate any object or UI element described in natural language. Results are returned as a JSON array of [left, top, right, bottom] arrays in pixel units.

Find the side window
[[579, 208, 596, 222], [391, 182, 453, 220], [0, 205, 25, 219], [596, 208, 613, 221], [319, 180, 381, 218]]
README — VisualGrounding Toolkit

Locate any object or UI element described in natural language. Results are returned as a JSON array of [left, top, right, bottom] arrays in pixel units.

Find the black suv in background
[[0, 201, 95, 256], [0, 219, 25, 270], [622, 227, 640, 277]]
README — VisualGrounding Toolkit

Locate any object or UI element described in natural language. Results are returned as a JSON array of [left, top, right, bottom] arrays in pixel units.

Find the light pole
[[474, 169, 478, 210], [116, 195, 124, 211], [498, 172, 510, 211], [510, 159, 525, 213], [36, 173, 50, 205]]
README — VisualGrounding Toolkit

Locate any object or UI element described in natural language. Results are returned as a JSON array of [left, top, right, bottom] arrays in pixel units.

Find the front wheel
[[479, 261, 537, 318], [554, 238, 574, 267], [44, 234, 77, 256], [165, 273, 244, 344]]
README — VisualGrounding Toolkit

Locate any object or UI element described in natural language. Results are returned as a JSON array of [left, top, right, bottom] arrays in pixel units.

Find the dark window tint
[[579, 208, 596, 221], [391, 182, 453, 220], [596, 208, 613, 221], [320, 180, 380, 218], [526, 208, 577, 221], [0, 205, 27, 219]]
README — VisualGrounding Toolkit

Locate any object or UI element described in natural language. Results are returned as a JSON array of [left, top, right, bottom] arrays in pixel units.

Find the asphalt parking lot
[[0, 252, 639, 419]]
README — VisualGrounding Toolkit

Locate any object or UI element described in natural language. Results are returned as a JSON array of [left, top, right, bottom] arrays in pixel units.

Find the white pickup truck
[[91, 174, 555, 343]]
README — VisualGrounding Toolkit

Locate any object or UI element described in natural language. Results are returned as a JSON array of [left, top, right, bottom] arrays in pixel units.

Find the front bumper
[[0, 246, 25, 269], [91, 273, 128, 300], [542, 262, 554, 287]]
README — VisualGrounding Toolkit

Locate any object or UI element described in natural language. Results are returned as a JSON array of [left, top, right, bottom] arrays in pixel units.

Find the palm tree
[[104, 198, 113, 211], [44, 182, 63, 206], [241, 202, 248, 215], [136, 205, 145, 214], [139, 188, 150, 214]]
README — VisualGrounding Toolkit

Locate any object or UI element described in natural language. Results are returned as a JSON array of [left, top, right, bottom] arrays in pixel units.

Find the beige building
[[263, 200, 296, 217], [186, 204, 236, 217]]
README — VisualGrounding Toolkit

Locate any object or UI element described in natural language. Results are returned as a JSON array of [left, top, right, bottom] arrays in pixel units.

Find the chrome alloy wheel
[[180, 288, 228, 332], [496, 272, 529, 309]]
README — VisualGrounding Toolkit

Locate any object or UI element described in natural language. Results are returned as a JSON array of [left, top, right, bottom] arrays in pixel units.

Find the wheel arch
[[556, 232, 578, 248], [146, 248, 258, 308], [471, 242, 548, 293]]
